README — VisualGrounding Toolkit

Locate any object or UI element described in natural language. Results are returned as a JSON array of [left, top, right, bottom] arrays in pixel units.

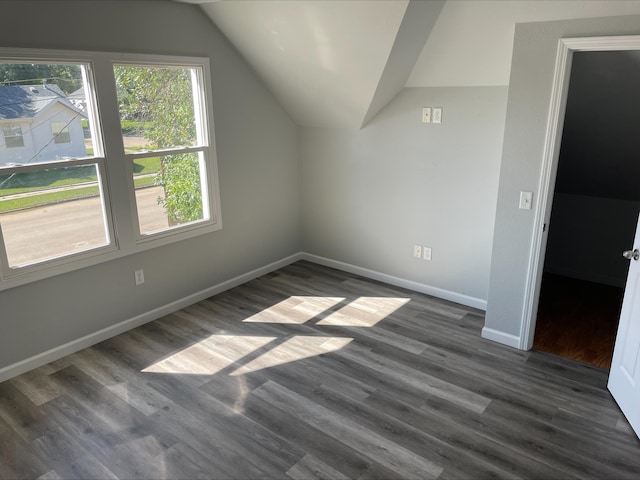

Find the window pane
[[2, 125, 24, 148], [0, 62, 110, 271], [0, 163, 109, 268], [0, 63, 94, 165], [114, 65, 199, 154], [134, 152, 206, 235]]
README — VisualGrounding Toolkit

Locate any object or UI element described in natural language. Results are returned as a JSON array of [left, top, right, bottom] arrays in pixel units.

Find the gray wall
[[486, 15, 640, 340], [301, 86, 507, 304], [0, 1, 301, 369]]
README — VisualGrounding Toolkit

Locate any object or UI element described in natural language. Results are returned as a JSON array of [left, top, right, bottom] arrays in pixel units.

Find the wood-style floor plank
[[1, 260, 639, 479], [252, 380, 443, 480], [534, 273, 621, 369]]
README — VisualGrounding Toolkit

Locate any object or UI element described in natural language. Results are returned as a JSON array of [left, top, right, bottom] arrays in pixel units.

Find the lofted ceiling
[[177, 0, 640, 128]]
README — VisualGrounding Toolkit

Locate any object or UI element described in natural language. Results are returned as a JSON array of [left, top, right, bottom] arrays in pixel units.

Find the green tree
[[114, 66, 202, 224], [0, 63, 82, 94]]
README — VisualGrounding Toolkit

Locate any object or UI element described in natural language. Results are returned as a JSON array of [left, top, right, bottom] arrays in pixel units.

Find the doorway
[[532, 50, 640, 369]]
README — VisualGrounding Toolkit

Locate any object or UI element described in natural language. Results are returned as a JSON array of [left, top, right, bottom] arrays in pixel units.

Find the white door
[[608, 213, 640, 438]]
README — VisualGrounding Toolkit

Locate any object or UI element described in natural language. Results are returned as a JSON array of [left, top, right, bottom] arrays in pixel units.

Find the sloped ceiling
[[199, 0, 443, 128], [178, 0, 640, 128]]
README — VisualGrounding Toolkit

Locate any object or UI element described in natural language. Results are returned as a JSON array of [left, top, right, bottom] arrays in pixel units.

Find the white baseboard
[[0, 253, 303, 383], [481, 327, 521, 349], [1, 251, 491, 383], [300, 253, 487, 311]]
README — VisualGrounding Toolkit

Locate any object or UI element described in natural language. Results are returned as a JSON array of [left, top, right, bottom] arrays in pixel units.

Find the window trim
[[0, 48, 222, 291]]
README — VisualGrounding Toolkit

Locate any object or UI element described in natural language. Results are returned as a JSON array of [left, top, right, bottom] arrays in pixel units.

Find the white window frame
[[114, 60, 216, 242], [0, 48, 222, 291]]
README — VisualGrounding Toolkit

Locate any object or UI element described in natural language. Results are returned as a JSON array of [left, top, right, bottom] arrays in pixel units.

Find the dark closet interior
[[533, 50, 640, 370]]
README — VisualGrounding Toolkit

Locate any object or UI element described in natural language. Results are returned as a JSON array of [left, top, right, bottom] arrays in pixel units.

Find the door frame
[[521, 35, 640, 350]]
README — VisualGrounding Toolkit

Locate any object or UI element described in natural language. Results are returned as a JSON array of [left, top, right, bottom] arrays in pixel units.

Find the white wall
[[0, 0, 301, 373], [301, 86, 507, 306]]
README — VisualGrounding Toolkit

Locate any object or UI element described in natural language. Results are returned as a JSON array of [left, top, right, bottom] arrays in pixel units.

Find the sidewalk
[[0, 173, 156, 201]]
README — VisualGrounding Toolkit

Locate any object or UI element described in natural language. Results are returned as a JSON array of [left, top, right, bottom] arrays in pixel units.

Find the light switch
[[519, 191, 533, 210]]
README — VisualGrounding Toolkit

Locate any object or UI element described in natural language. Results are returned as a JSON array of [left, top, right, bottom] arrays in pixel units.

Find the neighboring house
[[0, 83, 86, 166], [67, 86, 86, 112]]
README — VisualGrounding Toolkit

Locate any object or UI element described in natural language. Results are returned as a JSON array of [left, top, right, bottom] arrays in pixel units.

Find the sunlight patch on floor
[[141, 296, 409, 377], [230, 336, 353, 376], [141, 335, 276, 375], [243, 296, 345, 324], [316, 297, 410, 327]]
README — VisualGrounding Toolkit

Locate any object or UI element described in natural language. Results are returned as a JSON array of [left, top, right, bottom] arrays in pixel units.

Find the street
[[0, 187, 168, 267]]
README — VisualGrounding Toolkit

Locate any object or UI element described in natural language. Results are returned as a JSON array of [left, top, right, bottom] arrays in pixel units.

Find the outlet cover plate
[[422, 107, 431, 123]]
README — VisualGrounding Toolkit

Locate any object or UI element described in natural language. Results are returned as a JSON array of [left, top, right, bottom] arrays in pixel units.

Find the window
[[114, 64, 211, 236], [2, 125, 24, 148], [0, 49, 220, 288], [0, 61, 111, 272], [51, 121, 71, 143]]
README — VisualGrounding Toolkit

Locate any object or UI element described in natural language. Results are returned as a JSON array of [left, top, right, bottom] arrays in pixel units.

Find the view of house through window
[[114, 64, 209, 235], [0, 62, 111, 269]]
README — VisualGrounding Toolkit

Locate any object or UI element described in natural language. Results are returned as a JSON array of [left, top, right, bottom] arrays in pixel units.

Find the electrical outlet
[[423, 247, 432, 261], [413, 244, 422, 258], [422, 107, 431, 123], [134, 269, 145, 286]]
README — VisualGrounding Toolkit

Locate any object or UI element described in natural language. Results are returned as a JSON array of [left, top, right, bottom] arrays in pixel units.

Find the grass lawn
[[0, 158, 161, 213], [0, 186, 100, 212], [133, 156, 161, 175], [0, 176, 158, 213], [0, 165, 98, 196], [120, 120, 153, 136]]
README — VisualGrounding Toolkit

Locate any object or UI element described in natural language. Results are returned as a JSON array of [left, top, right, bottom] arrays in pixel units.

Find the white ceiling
[[183, 0, 640, 127]]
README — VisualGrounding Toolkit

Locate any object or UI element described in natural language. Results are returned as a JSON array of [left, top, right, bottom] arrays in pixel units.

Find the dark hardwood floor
[[533, 273, 624, 370], [1, 261, 638, 479]]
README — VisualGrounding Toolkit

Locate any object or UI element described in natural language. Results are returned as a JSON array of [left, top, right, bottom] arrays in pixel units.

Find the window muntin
[[0, 60, 112, 275], [114, 64, 211, 236], [2, 125, 24, 148]]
